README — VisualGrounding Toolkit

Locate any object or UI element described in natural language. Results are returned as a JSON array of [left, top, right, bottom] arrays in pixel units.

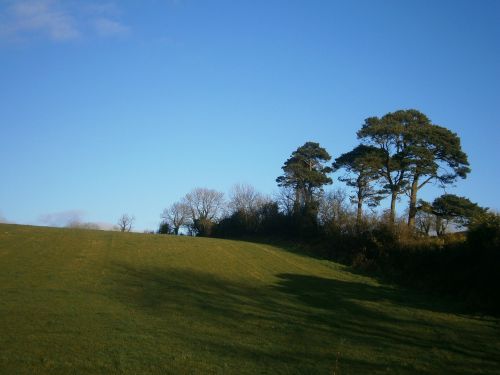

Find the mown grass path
[[0, 224, 499, 374]]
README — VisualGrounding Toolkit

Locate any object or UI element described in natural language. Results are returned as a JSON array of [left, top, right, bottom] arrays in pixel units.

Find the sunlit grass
[[0, 223, 498, 374]]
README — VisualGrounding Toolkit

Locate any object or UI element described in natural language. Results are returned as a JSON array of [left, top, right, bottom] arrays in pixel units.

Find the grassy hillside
[[0, 224, 498, 374]]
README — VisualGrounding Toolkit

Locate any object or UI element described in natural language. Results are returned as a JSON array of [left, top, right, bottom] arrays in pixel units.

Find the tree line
[[159, 109, 486, 238]]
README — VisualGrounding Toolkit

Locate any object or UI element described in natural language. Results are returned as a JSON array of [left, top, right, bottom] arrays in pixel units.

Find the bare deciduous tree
[[161, 202, 191, 235], [275, 186, 295, 216], [117, 214, 135, 232], [415, 207, 434, 236], [318, 189, 353, 229], [184, 188, 225, 222], [183, 188, 224, 236], [228, 183, 266, 215]]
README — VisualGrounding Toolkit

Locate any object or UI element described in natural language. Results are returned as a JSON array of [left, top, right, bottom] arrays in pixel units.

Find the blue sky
[[1, 0, 499, 231]]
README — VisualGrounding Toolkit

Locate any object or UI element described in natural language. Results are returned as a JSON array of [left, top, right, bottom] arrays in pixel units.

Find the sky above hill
[[1, 0, 499, 231]]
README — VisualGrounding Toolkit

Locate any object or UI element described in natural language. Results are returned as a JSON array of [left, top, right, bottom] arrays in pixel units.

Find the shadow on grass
[[226, 237, 495, 317], [223, 236, 330, 261], [107, 262, 500, 374]]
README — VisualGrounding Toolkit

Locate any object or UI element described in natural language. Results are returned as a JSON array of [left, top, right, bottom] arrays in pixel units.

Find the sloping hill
[[0, 223, 498, 374]]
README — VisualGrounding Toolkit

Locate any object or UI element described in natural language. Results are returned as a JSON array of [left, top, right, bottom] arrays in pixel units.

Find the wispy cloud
[[38, 209, 86, 227], [83, 3, 120, 17], [93, 17, 129, 37], [0, 0, 130, 43], [84, 2, 128, 37], [1, 0, 79, 41]]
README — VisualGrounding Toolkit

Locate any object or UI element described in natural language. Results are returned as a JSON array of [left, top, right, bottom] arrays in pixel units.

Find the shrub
[[467, 212, 500, 251]]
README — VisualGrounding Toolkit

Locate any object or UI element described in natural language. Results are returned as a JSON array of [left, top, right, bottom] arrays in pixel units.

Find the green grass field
[[0, 223, 498, 374]]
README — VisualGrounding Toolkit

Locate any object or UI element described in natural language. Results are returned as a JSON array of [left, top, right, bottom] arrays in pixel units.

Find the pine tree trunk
[[356, 194, 363, 227], [436, 216, 444, 236], [390, 190, 397, 224], [408, 176, 419, 229], [293, 188, 300, 215]]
